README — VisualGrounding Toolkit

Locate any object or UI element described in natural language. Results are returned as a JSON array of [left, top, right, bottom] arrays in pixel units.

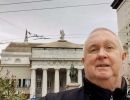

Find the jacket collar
[[83, 77, 128, 100]]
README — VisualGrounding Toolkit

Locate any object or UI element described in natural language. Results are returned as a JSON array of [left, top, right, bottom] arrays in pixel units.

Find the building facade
[[0, 39, 83, 99], [111, 0, 130, 82]]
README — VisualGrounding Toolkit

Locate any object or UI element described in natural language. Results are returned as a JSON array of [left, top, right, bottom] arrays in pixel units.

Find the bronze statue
[[69, 64, 77, 83]]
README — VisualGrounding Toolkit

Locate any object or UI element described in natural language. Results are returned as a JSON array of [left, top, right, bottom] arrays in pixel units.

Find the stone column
[[21, 79, 23, 87], [42, 68, 48, 96], [30, 69, 36, 99], [78, 69, 83, 86], [66, 69, 71, 84], [54, 69, 59, 92]]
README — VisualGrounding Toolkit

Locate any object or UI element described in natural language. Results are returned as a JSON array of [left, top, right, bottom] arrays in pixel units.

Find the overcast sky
[[0, 0, 117, 54]]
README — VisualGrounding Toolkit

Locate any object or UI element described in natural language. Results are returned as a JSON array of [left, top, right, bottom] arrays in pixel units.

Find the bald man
[[40, 28, 130, 100]]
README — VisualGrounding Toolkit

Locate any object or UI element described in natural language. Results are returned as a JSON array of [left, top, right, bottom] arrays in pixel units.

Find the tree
[[0, 68, 27, 100]]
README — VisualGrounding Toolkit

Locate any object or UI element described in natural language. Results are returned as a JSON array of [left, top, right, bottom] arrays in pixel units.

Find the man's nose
[[97, 48, 107, 59]]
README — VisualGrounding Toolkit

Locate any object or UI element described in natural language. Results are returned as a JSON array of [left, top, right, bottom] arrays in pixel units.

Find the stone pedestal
[[66, 83, 80, 90]]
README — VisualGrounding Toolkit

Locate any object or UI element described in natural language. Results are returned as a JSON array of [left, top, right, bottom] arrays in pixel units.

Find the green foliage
[[0, 69, 27, 100]]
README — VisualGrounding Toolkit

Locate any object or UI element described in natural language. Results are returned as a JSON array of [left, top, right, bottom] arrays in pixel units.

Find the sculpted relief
[[32, 48, 83, 59]]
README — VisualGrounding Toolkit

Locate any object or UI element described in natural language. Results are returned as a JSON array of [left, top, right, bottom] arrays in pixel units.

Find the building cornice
[[1, 64, 30, 67], [31, 58, 82, 61], [111, 0, 123, 9]]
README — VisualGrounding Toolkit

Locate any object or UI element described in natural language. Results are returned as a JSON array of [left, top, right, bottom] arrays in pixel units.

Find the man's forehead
[[86, 40, 116, 49], [90, 29, 116, 37], [87, 29, 117, 42], [89, 28, 116, 36]]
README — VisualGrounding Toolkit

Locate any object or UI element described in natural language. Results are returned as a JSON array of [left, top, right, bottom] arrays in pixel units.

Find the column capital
[[42, 68, 48, 70], [54, 68, 60, 70], [77, 68, 83, 70], [77, 66, 84, 70]]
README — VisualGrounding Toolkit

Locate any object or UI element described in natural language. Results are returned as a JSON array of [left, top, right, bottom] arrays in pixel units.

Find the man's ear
[[82, 58, 84, 63], [122, 51, 127, 61]]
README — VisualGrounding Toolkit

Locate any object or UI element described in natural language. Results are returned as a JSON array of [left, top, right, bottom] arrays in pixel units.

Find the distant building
[[111, 0, 130, 82], [0, 39, 83, 99]]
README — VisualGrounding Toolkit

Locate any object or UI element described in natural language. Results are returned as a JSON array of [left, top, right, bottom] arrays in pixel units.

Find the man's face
[[83, 30, 126, 81]]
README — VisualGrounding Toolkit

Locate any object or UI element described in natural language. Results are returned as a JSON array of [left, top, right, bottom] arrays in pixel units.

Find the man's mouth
[[96, 64, 111, 67]]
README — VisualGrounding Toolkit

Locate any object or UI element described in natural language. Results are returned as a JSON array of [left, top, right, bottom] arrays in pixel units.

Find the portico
[[30, 67, 83, 98]]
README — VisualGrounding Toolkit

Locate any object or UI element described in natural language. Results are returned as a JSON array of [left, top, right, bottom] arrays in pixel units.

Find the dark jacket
[[39, 78, 130, 100]]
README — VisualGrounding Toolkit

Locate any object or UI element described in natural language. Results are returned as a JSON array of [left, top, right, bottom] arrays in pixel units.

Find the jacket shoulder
[[39, 87, 85, 100]]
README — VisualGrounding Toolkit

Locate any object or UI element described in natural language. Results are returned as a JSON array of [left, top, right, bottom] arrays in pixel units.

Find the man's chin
[[96, 73, 112, 80]]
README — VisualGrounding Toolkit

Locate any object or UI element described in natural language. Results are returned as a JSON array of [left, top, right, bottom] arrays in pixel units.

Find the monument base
[[66, 83, 80, 90]]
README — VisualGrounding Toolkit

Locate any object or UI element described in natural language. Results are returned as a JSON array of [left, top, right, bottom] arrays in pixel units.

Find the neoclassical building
[[111, 0, 130, 81], [0, 39, 83, 98]]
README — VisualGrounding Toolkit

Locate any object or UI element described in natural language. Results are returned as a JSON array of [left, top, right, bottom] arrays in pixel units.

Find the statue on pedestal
[[69, 64, 77, 83], [66, 64, 79, 90], [60, 30, 65, 40]]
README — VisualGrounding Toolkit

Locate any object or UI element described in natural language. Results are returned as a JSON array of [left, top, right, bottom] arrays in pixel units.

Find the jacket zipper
[[110, 95, 113, 100]]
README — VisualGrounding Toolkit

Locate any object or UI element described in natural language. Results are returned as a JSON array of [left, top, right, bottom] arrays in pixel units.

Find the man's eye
[[106, 46, 114, 51], [107, 46, 113, 49], [91, 49, 96, 51], [89, 48, 97, 52]]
